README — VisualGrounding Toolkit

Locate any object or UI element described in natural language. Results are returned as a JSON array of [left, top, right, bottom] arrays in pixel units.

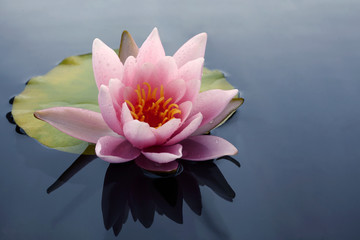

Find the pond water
[[1, 0, 360, 239]]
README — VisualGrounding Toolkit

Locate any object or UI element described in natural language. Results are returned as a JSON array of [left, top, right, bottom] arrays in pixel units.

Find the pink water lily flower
[[35, 28, 238, 168]]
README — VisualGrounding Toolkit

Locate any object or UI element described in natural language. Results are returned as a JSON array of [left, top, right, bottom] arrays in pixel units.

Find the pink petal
[[164, 78, 186, 103], [192, 98, 244, 135], [190, 89, 238, 132], [152, 118, 181, 145], [177, 57, 203, 102], [122, 85, 138, 104], [133, 62, 157, 87], [96, 136, 140, 163], [34, 107, 116, 143], [181, 76, 201, 103], [173, 33, 207, 68], [122, 56, 137, 86], [135, 155, 179, 172], [154, 56, 178, 84], [123, 120, 157, 149], [92, 38, 124, 89], [178, 57, 204, 83], [108, 78, 124, 108], [165, 113, 203, 146], [141, 144, 183, 163], [178, 101, 193, 122], [99, 85, 123, 135], [136, 28, 165, 66], [121, 102, 134, 124], [181, 135, 238, 161]]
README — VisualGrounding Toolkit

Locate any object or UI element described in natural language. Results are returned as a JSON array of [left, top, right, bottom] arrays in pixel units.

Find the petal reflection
[[102, 159, 236, 235]]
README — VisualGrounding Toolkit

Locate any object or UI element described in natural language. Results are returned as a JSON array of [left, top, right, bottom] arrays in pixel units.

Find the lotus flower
[[34, 28, 239, 168]]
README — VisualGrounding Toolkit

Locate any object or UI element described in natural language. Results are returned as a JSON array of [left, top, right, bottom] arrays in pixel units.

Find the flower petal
[[177, 57, 203, 102], [123, 120, 156, 149], [122, 56, 137, 86], [173, 33, 207, 68], [142, 144, 183, 163], [154, 56, 178, 84], [34, 107, 115, 143], [135, 155, 179, 172], [181, 135, 238, 161], [136, 28, 165, 66], [165, 113, 203, 146], [164, 78, 186, 103], [121, 102, 133, 124], [182, 76, 201, 103], [192, 98, 244, 135], [178, 57, 204, 83], [190, 89, 238, 132], [152, 118, 181, 145], [96, 135, 140, 163], [92, 38, 123, 88], [108, 78, 124, 108], [99, 85, 123, 135], [178, 101, 193, 122]]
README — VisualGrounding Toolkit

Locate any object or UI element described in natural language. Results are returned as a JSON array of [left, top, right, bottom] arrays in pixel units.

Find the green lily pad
[[12, 52, 243, 154]]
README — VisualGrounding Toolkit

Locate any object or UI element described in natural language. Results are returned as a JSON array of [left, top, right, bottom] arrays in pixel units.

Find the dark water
[[1, 0, 360, 239]]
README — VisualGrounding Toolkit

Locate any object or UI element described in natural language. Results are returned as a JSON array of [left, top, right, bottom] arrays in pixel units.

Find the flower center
[[125, 82, 181, 128]]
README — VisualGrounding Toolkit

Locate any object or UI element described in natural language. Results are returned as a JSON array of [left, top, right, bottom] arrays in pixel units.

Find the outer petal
[[178, 57, 204, 83], [190, 89, 238, 131], [121, 102, 133, 124], [181, 135, 238, 161], [99, 85, 123, 135], [181, 76, 201, 103], [135, 155, 179, 172], [165, 113, 203, 146], [152, 118, 181, 145], [108, 78, 124, 108], [178, 101, 193, 122], [123, 120, 157, 149], [192, 98, 244, 135], [92, 38, 124, 89], [142, 144, 183, 163], [136, 28, 165, 66], [34, 107, 115, 143], [173, 33, 207, 68], [96, 136, 140, 163]]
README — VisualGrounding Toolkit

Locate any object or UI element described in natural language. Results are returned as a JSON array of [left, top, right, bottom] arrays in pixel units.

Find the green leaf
[[12, 52, 242, 154]]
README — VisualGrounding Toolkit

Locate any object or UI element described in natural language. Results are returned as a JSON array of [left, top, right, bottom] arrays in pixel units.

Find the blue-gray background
[[1, 0, 360, 239]]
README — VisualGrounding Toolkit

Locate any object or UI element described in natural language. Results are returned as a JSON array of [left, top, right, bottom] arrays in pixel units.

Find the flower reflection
[[102, 159, 236, 235], [47, 152, 238, 236]]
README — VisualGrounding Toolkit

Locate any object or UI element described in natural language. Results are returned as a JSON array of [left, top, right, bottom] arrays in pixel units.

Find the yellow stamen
[[144, 82, 152, 100], [125, 100, 135, 112], [169, 109, 181, 118], [155, 96, 164, 106], [142, 88, 146, 100], [152, 88, 158, 99], [131, 112, 138, 119], [161, 117, 168, 124], [160, 85, 164, 98], [163, 98, 172, 109], [168, 103, 179, 110], [124, 82, 182, 128]]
